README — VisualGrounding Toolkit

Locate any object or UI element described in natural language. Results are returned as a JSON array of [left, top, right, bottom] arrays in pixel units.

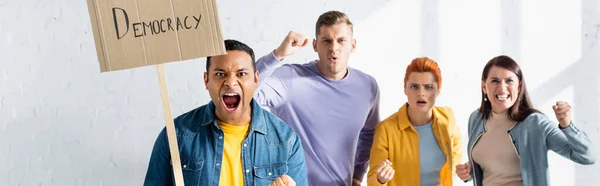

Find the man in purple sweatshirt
[[253, 11, 380, 186]]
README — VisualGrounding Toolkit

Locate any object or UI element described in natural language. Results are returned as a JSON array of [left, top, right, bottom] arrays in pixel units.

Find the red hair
[[404, 57, 442, 91]]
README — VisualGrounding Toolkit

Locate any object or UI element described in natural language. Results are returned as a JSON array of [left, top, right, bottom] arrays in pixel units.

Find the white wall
[[1, 0, 598, 185]]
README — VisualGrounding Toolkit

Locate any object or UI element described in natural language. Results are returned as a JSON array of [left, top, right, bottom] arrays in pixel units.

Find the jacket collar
[[396, 102, 447, 130]]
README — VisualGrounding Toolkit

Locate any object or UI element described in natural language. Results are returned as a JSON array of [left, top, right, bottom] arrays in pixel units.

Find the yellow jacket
[[368, 103, 463, 186]]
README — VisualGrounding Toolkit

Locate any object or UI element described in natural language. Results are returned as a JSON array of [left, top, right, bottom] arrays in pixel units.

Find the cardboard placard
[[86, 1, 227, 185], [87, 0, 226, 72]]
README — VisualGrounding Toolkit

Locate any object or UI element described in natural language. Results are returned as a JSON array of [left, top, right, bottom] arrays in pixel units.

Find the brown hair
[[315, 11, 353, 36], [478, 55, 538, 121]]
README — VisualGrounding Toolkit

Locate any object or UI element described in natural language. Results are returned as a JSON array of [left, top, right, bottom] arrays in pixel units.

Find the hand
[[352, 178, 361, 186], [375, 159, 394, 184], [456, 162, 471, 181], [273, 31, 309, 60], [552, 101, 572, 128], [269, 175, 295, 186]]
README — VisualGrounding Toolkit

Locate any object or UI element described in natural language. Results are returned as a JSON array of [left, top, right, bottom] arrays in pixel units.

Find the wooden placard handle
[[155, 64, 185, 186]]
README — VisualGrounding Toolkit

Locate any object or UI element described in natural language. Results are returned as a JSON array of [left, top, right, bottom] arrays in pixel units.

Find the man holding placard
[[144, 40, 307, 186], [86, 0, 304, 185]]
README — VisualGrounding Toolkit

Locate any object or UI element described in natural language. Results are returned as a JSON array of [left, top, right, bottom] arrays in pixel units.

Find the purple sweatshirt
[[253, 53, 380, 186]]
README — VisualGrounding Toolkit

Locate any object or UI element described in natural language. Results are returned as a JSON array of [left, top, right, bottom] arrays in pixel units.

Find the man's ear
[[351, 38, 356, 52], [254, 70, 260, 84], [204, 72, 209, 89]]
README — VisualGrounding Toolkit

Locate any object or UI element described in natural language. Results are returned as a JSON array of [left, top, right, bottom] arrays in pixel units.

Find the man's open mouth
[[222, 92, 241, 110]]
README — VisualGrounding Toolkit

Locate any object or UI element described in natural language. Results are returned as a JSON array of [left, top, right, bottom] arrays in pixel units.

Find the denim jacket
[[466, 111, 596, 186], [144, 99, 307, 186]]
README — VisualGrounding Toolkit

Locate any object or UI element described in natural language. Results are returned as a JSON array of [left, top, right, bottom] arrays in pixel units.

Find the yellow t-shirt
[[218, 121, 250, 186]]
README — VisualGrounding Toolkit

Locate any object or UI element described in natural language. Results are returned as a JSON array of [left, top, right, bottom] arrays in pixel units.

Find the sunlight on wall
[[521, 0, 581, 92], [352, 0, 421, 119]]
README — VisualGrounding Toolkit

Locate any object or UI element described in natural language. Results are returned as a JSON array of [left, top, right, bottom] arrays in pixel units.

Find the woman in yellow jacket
[[368, 57, 463, 186]]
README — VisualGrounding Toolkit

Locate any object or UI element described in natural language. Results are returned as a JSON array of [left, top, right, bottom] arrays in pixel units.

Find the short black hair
[[206, 39, 256, 72]]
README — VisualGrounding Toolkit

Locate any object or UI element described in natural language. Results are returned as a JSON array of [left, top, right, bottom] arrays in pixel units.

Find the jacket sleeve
[[367, 123, 389, 186], [541, 114, 596, 165], [144, 128, 174, 186], [447, 108, 464, 177], [286, 133, 308, 185]]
